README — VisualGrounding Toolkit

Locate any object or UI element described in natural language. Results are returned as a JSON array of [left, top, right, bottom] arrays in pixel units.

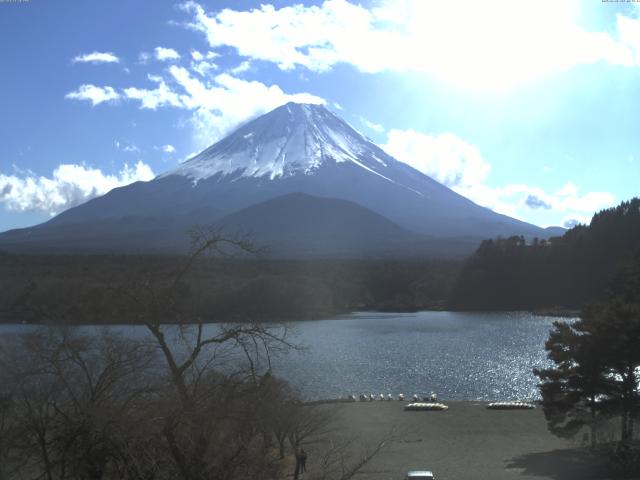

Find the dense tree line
[[0, 251, 459, 324], [534, 252, 640, 473], [449, 198, 640, 310]]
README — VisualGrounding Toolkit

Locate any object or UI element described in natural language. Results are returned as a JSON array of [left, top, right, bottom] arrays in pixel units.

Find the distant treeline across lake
[[0, 255, 460, 323]]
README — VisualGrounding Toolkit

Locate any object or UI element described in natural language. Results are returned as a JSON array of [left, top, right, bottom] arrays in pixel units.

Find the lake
[[0, 311, 572, 401]]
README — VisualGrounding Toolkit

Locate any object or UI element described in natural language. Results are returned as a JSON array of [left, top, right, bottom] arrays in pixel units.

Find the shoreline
[[0, 308, 580, 327], [303, 398, 541, 406]]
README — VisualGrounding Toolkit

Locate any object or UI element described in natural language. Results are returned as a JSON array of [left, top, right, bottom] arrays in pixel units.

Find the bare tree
[[287, 403, 336, 451], [0, 328, 157, 480], [111, 227, 296, 480]]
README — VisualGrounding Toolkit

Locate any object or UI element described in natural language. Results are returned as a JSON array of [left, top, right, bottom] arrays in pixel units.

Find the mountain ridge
[[0, 102, 562, 257]]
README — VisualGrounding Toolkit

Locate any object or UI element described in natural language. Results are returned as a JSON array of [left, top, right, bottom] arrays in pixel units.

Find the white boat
[[404, 402, 448, 411], [486, 401, 535, 410]]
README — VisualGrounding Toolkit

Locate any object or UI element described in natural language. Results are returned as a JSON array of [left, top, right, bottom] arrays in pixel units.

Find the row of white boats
[[486, 401, 536, 410], [346, 394, 536, 410], [348, 393, 438, 402]]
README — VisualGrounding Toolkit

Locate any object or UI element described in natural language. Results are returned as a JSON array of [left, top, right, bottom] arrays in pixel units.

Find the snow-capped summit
[[165, 102, 394, 182], [0, 102, 559, 256]]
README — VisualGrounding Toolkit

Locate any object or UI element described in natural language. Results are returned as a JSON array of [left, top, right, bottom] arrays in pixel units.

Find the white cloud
[[72, 51, 120, 64], [192, 60, 218, 76], [164, 66, 325, 147], [155, 46, 181, 61], [359, 116, 384, 133], [182, 0, 640, 91], [0, 161, 154, 215], [230, 60, 251, 75], [189, 49, 220, 61], [380, 128, 615, 225], [382, 129, 491, 188], [333, 102, 343, 110], [68, 67, 324, 151], [183, 0, 369, 72], [454, 181, 615, 225], [123, 75, 182, 109], [555, 182, 579, 197], [161, 144, 176, 153], [616, 14, 640, 64], [554, 182, 615, 214], [65, 84, 121, 106], [231, 61, 251, 74]]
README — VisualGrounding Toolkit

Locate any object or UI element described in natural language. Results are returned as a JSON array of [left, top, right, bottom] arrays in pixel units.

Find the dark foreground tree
[[534, 318, 613, 446], [536, 304, 640, 444], [535, 254, 640, 471], [0, 328, 157, 479]]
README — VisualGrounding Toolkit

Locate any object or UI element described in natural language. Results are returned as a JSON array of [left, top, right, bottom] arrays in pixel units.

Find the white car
[[406, 470, 435, 480]]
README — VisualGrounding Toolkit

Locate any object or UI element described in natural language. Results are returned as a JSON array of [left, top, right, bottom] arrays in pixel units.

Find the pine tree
[[534, 319, 611, 446], [535, 253, 640, 447]]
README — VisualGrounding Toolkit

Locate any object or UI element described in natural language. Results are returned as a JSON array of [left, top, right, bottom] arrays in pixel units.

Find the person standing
[[300, 448, 308, 473], [294, 449, 301, 480]]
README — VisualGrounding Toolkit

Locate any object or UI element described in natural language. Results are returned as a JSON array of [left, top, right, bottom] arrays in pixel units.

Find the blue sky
[[1, 0, 639, 231]]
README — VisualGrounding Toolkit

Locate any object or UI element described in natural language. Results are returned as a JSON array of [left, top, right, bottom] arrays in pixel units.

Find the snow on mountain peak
[[163, 102, 395, 182]]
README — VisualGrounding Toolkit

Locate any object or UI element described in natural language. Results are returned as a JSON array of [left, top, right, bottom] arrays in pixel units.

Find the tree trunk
[[37, 432, 54, 480], [589, 398, 597, 448], [163, 422, 194, 480], [621, 409, 630, 444], [620, 364, 635, 444]]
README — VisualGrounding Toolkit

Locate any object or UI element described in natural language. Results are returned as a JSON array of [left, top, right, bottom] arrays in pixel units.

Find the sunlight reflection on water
[[271, 311, 573, 401]]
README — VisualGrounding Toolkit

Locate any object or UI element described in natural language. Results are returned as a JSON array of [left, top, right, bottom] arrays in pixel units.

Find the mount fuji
[[0, 102, 559, 257]]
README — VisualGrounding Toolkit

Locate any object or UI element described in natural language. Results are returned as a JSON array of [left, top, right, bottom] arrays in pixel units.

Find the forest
[[449, 198, 640, 311], [0, 243, 460, 324]]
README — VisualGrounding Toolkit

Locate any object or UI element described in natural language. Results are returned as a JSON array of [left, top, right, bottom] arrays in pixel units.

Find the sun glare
[[377, 0, 582, 91]]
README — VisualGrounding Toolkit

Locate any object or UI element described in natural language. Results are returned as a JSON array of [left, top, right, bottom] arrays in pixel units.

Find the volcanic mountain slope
[[216, 193, 480, 258], [0, 102, 557, 257]]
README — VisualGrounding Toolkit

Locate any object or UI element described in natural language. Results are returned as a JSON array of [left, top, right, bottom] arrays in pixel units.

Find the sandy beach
[[308, 401, 618, 480]]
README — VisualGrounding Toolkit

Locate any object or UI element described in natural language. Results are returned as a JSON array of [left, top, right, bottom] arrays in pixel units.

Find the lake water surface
[[274, 311, 569, 401], [0, 311, 573, 401]]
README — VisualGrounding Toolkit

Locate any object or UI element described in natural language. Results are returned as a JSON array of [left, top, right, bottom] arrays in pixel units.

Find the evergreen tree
[[534, 319, 612, 446], [586, 300, 640, 444], [535, 253, 640, 448]]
